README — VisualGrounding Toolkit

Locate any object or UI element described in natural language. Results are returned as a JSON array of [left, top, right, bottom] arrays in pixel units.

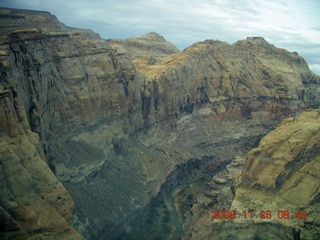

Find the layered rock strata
[[0, 7, 320, 239], [0, 57, 83, 238], [178, 110, 320, 239], [232, 109, 320, 239]]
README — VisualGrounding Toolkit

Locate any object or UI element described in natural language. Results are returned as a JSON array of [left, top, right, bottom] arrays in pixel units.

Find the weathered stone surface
[[0, 91, 83, 239], [175, 110, 320, 240], [238, 109, 320, 204], [0, 7, 319, 240], [0, 8, 69, 34], [231, 109, 320, 239]]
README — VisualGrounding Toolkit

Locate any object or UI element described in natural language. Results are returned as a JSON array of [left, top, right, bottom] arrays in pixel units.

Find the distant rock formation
[[107, 32, 180, 58], [0, 7, 319, 239]]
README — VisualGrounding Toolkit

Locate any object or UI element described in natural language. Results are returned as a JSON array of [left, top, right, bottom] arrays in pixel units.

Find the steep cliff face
[[0, 57, 83, 238], [0, 7, 320, 239]]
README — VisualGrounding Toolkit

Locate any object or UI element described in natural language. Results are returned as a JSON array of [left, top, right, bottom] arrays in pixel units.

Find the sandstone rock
[[0, 8, 68, 34], [0, 92, 83, 239], [178, 111, 320, 239], [238, 109, 320, 205], [231, 109, 320, 239], [107, 32, 180, 59]]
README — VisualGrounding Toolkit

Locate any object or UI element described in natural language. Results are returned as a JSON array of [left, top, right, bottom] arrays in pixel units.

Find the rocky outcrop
[[0, 7, 319, 239], [107, 32, 180, 59], [175, 110, 320, 240], [238, 109, 320, 204], [231, 109, 320, 239], [0, 8, 69, 34]]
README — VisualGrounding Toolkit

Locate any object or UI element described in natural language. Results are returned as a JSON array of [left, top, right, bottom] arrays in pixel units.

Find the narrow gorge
[[0, 8, 320, 240]]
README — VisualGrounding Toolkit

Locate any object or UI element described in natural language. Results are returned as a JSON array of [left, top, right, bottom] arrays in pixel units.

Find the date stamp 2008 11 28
[[211, 209, 308, 220]]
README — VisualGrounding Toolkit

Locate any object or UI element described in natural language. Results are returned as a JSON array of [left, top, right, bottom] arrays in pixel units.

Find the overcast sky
[[1, 0, 320, 75]]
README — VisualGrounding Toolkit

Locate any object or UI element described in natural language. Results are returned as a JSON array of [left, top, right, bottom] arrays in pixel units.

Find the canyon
[[0, 7, 320, 240]]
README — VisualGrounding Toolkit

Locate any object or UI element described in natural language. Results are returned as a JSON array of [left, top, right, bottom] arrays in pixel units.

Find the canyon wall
[[179, 109, 320, 239], [0, 7, 319, 239]]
